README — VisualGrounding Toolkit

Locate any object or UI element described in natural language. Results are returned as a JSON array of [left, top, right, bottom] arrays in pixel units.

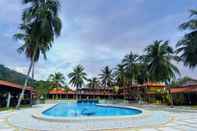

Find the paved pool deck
[[0, 104, 197, 131]]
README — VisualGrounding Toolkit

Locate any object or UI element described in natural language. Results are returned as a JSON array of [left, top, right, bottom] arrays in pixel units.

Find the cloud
[[0, 0, 197, 81]]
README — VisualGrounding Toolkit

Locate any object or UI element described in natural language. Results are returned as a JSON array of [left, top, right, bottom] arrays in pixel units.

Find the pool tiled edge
[[32, 103, 148, 122]]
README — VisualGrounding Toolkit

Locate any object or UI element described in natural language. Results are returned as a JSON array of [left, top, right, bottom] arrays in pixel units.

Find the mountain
[[0, 64, 35, 86]]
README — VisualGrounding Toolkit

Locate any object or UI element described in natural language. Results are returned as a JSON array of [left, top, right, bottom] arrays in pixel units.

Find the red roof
[[143, 82, 166, 88], [48, 89, 75, 95], [170, 85, 197, 93], [0, 80, 32, 91]]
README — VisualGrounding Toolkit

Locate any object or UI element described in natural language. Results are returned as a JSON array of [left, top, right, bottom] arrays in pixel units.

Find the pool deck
[[0, 104, 197, 131]]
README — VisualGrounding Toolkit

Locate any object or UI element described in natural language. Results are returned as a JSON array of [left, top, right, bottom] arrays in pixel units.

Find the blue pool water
[[43, 103, 142, 117]]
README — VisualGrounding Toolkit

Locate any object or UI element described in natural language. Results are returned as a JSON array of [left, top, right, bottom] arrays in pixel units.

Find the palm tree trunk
[[76, 86, 78, 100], [32, 62, 35, 79], [16, 60, 33, 109], [16, 43, 38, 109]]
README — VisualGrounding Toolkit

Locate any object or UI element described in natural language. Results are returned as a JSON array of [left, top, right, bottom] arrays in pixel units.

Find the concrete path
[[0, 111, 16, 131], [0, 105, 197, 131]]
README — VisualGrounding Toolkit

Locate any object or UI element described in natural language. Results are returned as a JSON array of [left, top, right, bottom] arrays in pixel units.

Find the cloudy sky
[[0, 0, 197, 81]]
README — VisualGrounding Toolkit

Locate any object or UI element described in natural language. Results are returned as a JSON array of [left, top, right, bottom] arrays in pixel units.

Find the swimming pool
[[43, 103, 142, 117]]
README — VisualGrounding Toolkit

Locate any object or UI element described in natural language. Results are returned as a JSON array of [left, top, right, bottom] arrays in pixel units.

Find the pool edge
[[32, 103, 148, 122]]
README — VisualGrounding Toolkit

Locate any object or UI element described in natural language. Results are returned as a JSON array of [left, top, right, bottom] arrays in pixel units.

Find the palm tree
[[87, 77, 100, 99], [145, 40, 180, 82], [99, 66, 113, 88], [87, 77, 100, 89], [137, 55, 150, 84], [114, 64, 126, 88], [14, 23, 50, 108], [122, 51, 139, 86], [48, 72, 65, 87], [176, 9, 197, 68], [68, 65, 87, 99], [14, 0, 62, 109]]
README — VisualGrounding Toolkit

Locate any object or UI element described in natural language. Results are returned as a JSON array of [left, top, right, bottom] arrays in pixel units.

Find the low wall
[[43, 99, 129, 105]]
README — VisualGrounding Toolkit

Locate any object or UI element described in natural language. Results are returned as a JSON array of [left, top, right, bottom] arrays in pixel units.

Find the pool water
[[43, 103, 142, 117]]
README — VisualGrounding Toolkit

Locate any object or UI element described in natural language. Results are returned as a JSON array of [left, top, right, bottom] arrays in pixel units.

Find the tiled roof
[[48, 89, 75, 95], [170, 85, 197, 93], [0, 80, 32, 91], [144, 82, 166, 87]]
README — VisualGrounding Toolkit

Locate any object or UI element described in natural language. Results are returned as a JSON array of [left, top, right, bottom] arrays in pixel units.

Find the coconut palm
[[68, 65, 87, 99], [15, 0, 62, 109], [114, 64, 127, 88], [14, 23, 50, 109], [87, 77, 100, 89], [87, 77, 100, 99], [122, 51, 139, 86], [48, 72, 65, 87], [176, 9, 197, 68], [136, 55, 150, 84], [99, 66, 113, 88], [145, 40, 180, 82]]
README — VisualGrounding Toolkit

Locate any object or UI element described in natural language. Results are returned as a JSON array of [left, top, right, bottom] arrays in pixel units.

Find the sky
[[0, 0, 197, 82]]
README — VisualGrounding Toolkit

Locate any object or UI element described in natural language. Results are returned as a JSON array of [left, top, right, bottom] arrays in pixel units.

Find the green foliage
[[0, 64, 34, 86], [122, 51, 139, 85], [14, 0, 62, 108], [68, 65, 87, 89], [15, 0, 62, 63], [169, 76, 194, 87], [145, 40, 180, 82], [99, 66, 114, 88], [114, 64, 127, 87], [156, 88, 172, 104], [87, 77, 100, 89], [176, 9, 197, 68], [136, 63, 149, 84], [33, 80, 51, 99], [48, 72, 65, 87], [112, 86, 120, 94]]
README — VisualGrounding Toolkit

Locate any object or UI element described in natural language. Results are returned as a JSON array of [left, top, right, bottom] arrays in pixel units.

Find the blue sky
[[0, 0, 197, 81]]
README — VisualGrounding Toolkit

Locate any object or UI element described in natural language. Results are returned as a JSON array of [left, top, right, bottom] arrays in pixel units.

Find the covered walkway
[[0, 80, 34, 107]]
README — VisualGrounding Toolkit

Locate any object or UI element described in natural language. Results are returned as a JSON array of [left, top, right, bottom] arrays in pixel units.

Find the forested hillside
[[0, 64, 34, 86]]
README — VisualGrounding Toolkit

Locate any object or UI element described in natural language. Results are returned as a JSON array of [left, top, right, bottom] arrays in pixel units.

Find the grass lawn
[[191, 105, 197, 109]]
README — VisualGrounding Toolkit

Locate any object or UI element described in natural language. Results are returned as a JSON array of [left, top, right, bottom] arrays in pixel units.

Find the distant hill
[[0, 64, 35, 86]]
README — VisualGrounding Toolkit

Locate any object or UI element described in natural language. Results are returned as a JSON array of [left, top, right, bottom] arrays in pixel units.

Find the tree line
[[13, 0, 196, 108]]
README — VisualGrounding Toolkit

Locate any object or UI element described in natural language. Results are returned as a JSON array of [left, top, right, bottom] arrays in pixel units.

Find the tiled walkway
[[0, 111, 16, 131], [0, 105, 197, 131]]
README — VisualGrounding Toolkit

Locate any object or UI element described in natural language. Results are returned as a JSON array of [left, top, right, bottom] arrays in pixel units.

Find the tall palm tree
[[176, 9, 197, 68], [99, 66, 113, 88], [114, 64, 126, 88], [48, 72, 65, 87], [14, 23, 50, 109], [68, 65, 87, 99], [122, 51, 139, 86], [145, 40, 180, 82], [15, 0, 62, 109]]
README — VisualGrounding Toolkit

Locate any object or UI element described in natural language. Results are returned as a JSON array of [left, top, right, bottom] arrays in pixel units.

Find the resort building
[[170, 80, 197, 105], [78, 88, 124, 99], [122, 82, 166, 102], [47, 82, 167, 102], [48, 88, 76, 99], [0, 80, 35, 107], [48, 87, 123, 99]]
